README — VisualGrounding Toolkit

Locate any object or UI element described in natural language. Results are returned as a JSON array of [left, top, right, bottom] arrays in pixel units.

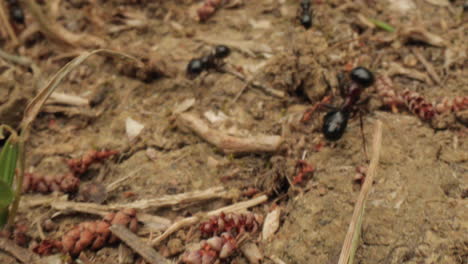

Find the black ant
[[186, 45, 231, 79], [322, 67, 375, 141], [298, 0, 312, 29], [6, 0, 25, 24]]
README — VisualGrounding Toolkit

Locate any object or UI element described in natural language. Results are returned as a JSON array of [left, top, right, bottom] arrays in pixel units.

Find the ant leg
[[359, 111, 369, 161], [337, 72, 347, 98], [301, 95, 333, 122]]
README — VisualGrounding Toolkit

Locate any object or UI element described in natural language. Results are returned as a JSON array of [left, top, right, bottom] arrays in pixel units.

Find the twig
[[47, 92, 90, 107], [110, 225, 170, 264], [0, 1, 18, 44], [411, 48, 441, 84], [53, 186, 230, 212], [177, 112, 283, 154], [151, 194, 268, 246], [0, 237, 39, 263], [338, 120, 383, 264]]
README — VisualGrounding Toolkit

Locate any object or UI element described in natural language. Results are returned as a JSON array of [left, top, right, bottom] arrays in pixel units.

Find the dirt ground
[[0, 0, 467, 263]]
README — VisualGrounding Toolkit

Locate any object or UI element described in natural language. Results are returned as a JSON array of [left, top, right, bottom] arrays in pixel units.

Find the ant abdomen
[[186, 58, 205, 77], [322, 110, 349, 141]]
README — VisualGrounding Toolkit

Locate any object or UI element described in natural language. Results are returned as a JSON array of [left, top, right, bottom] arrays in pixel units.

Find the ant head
[[350, 67, 374, 88], [186, 58, 204, 78], [214, 45, 231, 59]]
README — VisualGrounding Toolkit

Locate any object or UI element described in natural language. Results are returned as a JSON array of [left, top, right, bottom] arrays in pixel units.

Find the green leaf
[[0, 180, 14, 208], [369, 18, 395, 32], [0, 208, 8, 228], [0, 138, 19, 186]]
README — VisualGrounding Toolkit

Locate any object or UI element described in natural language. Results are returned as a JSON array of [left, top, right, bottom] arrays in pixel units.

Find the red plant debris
[[199, 212, 263, 239], [293, 160, 315, 185], [66, 149, 118, 175], [181, 232, 237, 264], [375, 75, 468, 121], [22, 172, 80, 194], [0, 223, 30, 247], [33, 209, 138, 257], [197, 0, 228, 22]]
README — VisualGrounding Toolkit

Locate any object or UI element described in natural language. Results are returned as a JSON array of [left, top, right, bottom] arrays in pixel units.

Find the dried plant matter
[[152, 195, 267, 246], [60, 209, 138, 256], [109, 225, 170, 264], [338, 121, 382, 264], [177, 112, 282, 154], [200, 212, 263, 238], [67, 149, 118, 175], [22, 0, 105, 48], [375, 75, 468, 122], [181, 232, 237, 264], [22, 172, 80, 194]]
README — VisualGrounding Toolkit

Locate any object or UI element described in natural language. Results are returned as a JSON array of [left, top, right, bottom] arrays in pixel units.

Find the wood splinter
[[177, 112, 283, 154]]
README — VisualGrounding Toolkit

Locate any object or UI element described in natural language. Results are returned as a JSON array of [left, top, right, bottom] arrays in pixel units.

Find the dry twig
[[338, 120, 383, 264], [178, 113, 282, 154], [47, 92, 90, 107], [110, 225, 170, 264], [52, 186, 230, 212]]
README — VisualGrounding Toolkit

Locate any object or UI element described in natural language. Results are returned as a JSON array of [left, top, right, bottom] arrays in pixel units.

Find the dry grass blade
[[20, 49, 140, 132], [338, 120, 383, 264]]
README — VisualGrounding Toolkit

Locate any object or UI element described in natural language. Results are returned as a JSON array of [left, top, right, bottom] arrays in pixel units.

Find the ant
[[322, 66, 375, 141], [6, 0, 25, 24], [298, 0, 312, 29], [186, 45, 231, 79]]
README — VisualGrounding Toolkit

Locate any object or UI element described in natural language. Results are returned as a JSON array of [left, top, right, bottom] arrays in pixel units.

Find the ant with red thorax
[[322, 66, 375, 141]]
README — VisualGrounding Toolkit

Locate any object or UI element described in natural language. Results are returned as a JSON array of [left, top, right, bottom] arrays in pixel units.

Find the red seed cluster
[[199, 212, 262, 238], [181, 232, 237, 264], [375, 75, 467, 121], [66, 150, 118, 175], [34, 209, 138, 257], [434, 96, 468, 114], [401, 90, 436, 121], [375, 75, 404, 112], [197, 0, 226, 22], [22, 172, 80, 194]]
